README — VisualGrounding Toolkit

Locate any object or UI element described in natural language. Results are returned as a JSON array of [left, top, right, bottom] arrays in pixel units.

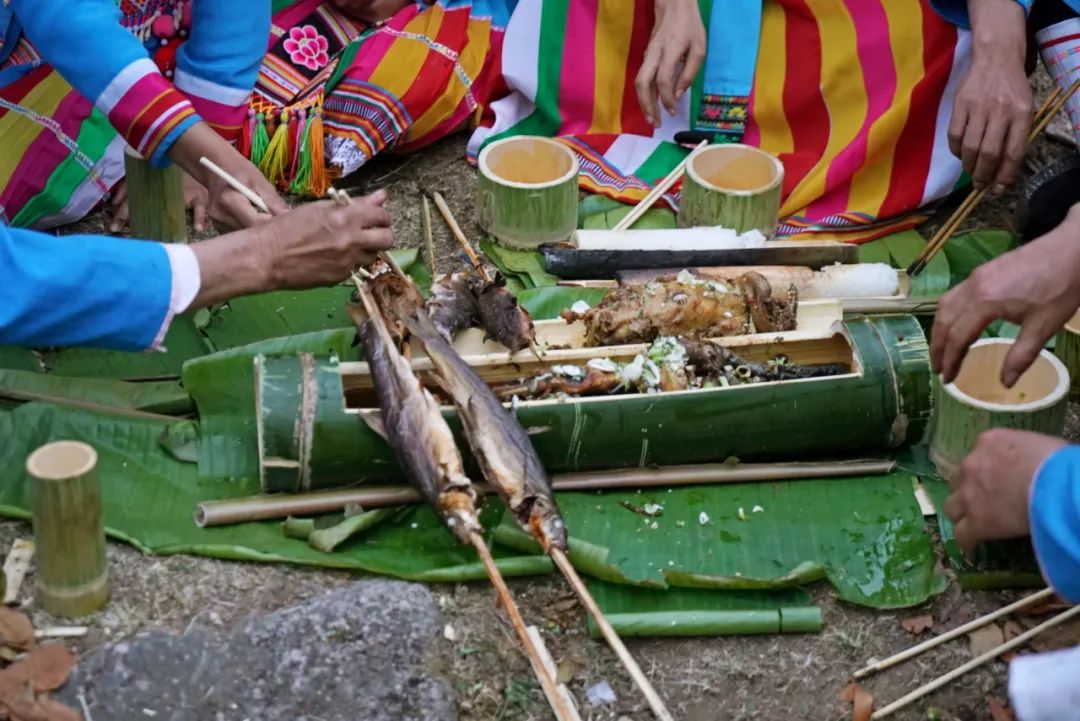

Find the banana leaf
[[0, 402, 551, 580], [581, 206, 677, 231], [585, 580, 821, 637], [940, 229, 1016, 287], [182, 329, 362, 481], [0, 347, 39, 372], [857, 230, 950, 297], [479, 239, 558, 290], [578, 195, 624, 226], [159, 420, 199, 463], [516, 287, 610, 321], [494, 472, 946, 608], [0, 369, 191, 415]]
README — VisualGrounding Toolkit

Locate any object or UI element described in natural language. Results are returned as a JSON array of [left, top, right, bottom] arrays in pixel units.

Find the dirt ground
[[27, 72, 1080, 720]]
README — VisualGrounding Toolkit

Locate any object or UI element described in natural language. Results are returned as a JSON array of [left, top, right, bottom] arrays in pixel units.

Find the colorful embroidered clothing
[[469, 0, 972, 242], [0, 0, 268, 228]]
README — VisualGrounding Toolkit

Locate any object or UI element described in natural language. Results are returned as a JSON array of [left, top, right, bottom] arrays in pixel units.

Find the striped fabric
[[469, 0, 972, 242]]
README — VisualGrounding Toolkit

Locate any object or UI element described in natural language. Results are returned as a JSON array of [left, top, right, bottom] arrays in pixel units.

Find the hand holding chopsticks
[[908, 80, 1080, 277]]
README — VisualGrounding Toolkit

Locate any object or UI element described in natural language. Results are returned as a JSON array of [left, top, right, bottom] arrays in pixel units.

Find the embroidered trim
[[696, 94, 750, 135]]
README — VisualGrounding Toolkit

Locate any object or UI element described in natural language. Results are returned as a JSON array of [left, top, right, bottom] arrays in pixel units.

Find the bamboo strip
[[550, 547, 674, 721], [422, 195, 437, 275], [525, 626, 583, 721], [853, 587, 1054, 680], [198, 157, 270, 214], [871, 604, 1080, 719], [0, 389, 179, 422], [195, 460, 895, 527], [614, 140, 708, 232], [27, 441, 109, 618], [432, 191, 491, 282], [2, 539, 33, 606], [125, 146, 186, 243], [36, 626, 89, 639]]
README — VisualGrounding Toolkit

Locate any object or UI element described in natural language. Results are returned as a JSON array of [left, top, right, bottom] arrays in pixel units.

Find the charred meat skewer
[[427, 273, 479, 341]]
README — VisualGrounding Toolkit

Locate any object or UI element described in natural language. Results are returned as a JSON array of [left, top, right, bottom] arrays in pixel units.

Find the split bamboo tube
[[929, 339, 1069, 480], [124, 146, 187, 243], [677, 144, 784, 238], [1054, 309, 1080, 402], [476, 136, 580, 249], [26, 441, 109, 618]]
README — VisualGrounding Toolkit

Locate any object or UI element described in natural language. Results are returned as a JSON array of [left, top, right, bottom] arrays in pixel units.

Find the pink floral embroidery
[[283, 25, 329, 71]]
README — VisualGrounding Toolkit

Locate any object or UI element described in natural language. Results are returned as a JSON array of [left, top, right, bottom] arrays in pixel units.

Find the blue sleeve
[[0, 225, 173, 352], [176, 0, 269, 96], [930, 0, 1033, 29], [1030, 445, 1080, 603]]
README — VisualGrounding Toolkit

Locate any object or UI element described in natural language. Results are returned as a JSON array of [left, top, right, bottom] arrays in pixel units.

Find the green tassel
[[289, 112, 314, 196], [250, 113, 271, 168]]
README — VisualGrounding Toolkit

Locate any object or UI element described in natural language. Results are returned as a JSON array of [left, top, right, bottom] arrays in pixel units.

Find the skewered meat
[[495, 363, 624, 400], [469, 274, 537, 354], [347, 293, 480, 543], [367, 266, 426, 344], [426, 273, 479, 341]]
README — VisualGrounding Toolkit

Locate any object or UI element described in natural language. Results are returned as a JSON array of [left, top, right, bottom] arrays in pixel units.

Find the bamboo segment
[[26, 441, 109, 618], [677, 144, 784, 238], [123, 146, 187, 243], [477, 136, 580, 249], [308, 507, 399, 553], [1054, 310, 1080, 401], [929, 340, 1069, 480], [2, 539, 34, 606]]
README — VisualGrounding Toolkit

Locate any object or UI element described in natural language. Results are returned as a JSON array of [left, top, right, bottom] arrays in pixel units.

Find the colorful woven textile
[[469, 0, 971, 242]]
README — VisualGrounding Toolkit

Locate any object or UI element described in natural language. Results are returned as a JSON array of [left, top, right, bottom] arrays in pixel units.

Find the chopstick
[[907, 81, 1077, 276], [871, 603, 1080, 718], [198, 157, 271, 214], [612, 139, 708, 232], [430, 191, 492, 283], [853, 587, 1054, 680]]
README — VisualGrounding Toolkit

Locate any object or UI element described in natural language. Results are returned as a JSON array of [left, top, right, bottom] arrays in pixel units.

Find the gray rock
[[57, 580, 456, 721]]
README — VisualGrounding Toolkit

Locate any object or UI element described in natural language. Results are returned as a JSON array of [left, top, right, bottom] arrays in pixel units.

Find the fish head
[[526, 496, 568, 552]]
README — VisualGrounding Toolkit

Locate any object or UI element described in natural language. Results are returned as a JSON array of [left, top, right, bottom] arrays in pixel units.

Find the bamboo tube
[[124, 146, 187, 243], [26, 441, 109, 618], [871, 604, 1080, 719], [196, 460, 895, 527], [928, 339, 1069, 480], [2, 539, 34, 606], [677, 144, 784, 238], [1054, 309, 1080, 401], [613, 139, 707, 232], [476, 136, 580, 249], [853, 587, 1054, 680]]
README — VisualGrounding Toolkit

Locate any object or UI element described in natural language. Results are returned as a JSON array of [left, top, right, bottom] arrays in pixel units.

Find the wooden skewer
[[613, 139, 708, 232], [431, 191, 491, 283], [853, 587, 1055, 680], [526, 625, 584, 721], [548, 546, 675, 721], [871, 603, 1080, 719], [471, 533, 577, 721], [422, 195, 438, 276], [908, 81, 1078, 276], [198, 157, 271, 214]]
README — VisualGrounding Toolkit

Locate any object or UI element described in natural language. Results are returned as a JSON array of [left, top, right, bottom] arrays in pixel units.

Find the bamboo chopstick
[[198, 157, 271, 214], [871, 603, 1080, 719], [612, 139, 708, 232], [431, 191, 491, 283], [907, 81, 1078, 276], [853, 587, 1055, 680]]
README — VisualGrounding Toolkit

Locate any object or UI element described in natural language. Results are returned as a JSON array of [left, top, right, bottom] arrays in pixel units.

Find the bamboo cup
[[124, 146, 187, 243], [26, 441, 109, 618], [677, 144, 784, 238], [1054, 309, 1080, 401], [929, 339, 1069, 480]]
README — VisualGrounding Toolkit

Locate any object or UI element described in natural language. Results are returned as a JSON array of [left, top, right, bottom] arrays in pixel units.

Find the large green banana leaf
[[0, 369, 191, 415]]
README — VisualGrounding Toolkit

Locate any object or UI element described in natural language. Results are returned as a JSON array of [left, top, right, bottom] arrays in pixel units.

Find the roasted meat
[[426, 273, 479, 341], [736, 273, 798, 334], [470, 274, 537, 354]]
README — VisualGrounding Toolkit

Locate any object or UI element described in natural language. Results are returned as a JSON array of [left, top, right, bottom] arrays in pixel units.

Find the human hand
[[190, 191, 393, 307], [109, 172, 212, 233], [635, 0, 706, 128], [328, 0, 412, 23], [947, 0, 1032, 192], [944, 428, 1066, 554], [169, 122, 289, 230], [931, 209, 1080, 387]]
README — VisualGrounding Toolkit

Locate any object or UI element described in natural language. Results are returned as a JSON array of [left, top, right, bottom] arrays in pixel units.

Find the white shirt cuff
[[1009, 646, 1080, 720], [150, 244, 202, 350]]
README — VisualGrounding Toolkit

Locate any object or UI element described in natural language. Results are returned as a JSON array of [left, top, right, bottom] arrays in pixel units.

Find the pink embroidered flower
[[284, 25, 329, 71]]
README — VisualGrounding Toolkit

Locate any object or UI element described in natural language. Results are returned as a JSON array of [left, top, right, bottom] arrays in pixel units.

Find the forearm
[[930, 0, 1031, 30], [1029, 445, 1080, 602], [188, 229, 273, 308], [968, 0, 1027, 61]]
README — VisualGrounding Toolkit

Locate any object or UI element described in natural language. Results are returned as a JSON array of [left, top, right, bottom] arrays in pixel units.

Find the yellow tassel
[[307, 103, 330, 197], [259, 109, 291, 188]]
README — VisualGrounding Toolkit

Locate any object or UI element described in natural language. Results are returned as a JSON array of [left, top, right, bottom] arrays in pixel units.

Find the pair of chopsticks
[[613, 139, 708, 231], [908, 80, 1080, 277], [857, 588, 1079, 718]]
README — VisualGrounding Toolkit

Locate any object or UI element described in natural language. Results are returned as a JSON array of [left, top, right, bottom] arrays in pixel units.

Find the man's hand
[[109, 172, 212, 233], [169, 122, 289, 231], [190, 191, 393, 308], [948, 0, 1032, 192], [635, 0, 706, 128], [931, 208, 1080, 387], [944, 429, 1066, 554]]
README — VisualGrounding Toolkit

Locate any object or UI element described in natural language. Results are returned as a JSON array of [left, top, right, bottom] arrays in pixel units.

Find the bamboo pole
[[549, 547, 674, 721], [124, 146, 187, 243], [196, 460, 895, 527], [614, 140, 708, 232], [871, 604, 1080, 719], [470, 533, 577, 721], [26, 441, 109, 618], [2, 539, 34, 606], [853, 587, 1054, 680]]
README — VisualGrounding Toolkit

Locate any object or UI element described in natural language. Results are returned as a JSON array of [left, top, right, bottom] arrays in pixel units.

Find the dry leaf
[[1001, 621, 1024, 661], [840, 682, 874, 721], [0, 609, 34, 652], [988, 696, 1015, 721], [968, 624, 1004, 658], [901, 614, 934, 635], [0, 644, 75, 694], [5, 694, 83, 721]]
